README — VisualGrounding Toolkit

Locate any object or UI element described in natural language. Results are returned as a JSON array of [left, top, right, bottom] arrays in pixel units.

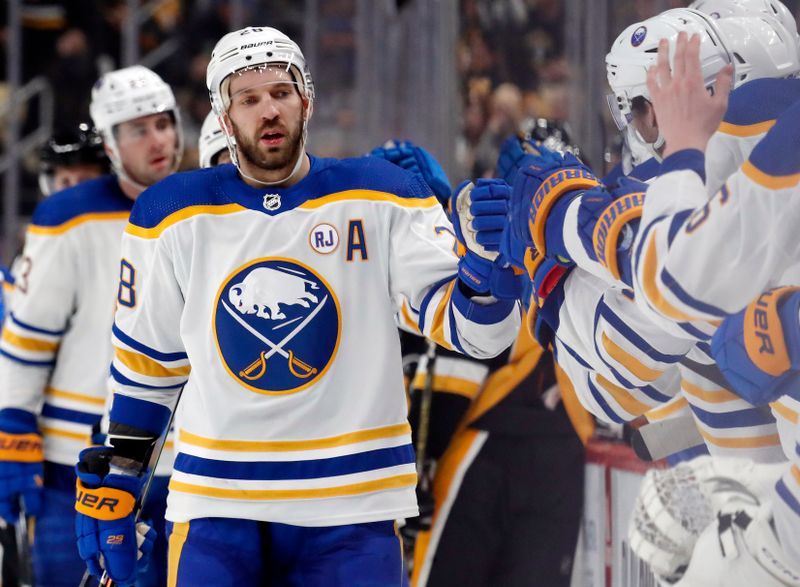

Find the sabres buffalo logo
[[213, 258, 340, 395]]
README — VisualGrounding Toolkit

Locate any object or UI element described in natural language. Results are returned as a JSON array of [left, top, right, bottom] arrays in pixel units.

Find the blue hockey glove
[[522, 249, 572, 349], [450, 178, 522, 299], [711, 287, 800, 405], [552, 176, 647, 285], [495, 133, 541, 185], [0, 408, 43, 523], [75, 447, 155, 586], [369, 140, 452, 205], [512, 145, 601, 259]]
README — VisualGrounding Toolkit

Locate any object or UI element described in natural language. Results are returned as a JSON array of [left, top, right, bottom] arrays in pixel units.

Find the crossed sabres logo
[[214, 258, 340, 395]]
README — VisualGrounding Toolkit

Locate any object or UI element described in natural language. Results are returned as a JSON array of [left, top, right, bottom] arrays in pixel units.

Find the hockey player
[[606, 6, 798, 191], [73, 27, 519, 587], [38, 123, 110, 197], [621, 33, 800, 585], [0, 65, 182, 587], [198, 110, 231, 168], [503, 7, 800, 461], [409, 316, 588, 587]]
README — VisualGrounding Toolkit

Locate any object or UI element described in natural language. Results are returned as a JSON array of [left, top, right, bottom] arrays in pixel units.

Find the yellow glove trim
[[75, 480, 136, 521]]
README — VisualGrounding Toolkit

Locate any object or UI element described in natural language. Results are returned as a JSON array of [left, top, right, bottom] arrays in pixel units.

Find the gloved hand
[[568, 176, 646, 285], [712, 287, 800, 405], [450, 178, 522, 299], [75, 447, 154, 586], [369, 140, 452, 205], [495, 133, 541, 186], [0, 408, 43, 523], [512, 145, 601, 259]]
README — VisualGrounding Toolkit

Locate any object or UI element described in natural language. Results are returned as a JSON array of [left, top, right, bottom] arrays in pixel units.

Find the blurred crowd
[[0, 0, 306, 216], [5, 0, 800, 212], [455, 0, 800, 178], [457, 0, 569, 177]]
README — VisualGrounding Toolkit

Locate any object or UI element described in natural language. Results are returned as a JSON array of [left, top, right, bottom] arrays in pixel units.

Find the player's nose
[[259, 97, 281, 122]]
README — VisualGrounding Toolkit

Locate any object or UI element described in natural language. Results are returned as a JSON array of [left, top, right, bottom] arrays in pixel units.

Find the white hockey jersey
[[0, 176, 131, 466], [705, 77, 800, 197], [542, 267, 784, 461], [109, 156, 519, 526], [629, 87, 800, 562]]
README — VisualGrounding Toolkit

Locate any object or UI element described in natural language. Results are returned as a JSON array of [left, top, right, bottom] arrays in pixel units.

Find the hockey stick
[[415, 340, 437, 473], [79, 386, 185, 587], [15, 497, 34, 587], [630, 413, 705, 462]]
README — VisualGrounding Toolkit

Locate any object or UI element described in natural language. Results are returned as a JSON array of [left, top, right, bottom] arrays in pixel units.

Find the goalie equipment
[[89, 65, 183, 190], [198, 111, 229, 168], [629, 456, 788, 583], [677, 503, 800, 586], [206, 26, 314, 186]]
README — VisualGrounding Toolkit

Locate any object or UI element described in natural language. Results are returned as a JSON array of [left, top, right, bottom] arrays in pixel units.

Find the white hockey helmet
[[90, 65, 183, 187], [690, 0, 798, 37], [198, 111, 229, 168], [718, 14, 800, 83], [206, 27, 314, 185], [606, 8, 733, 131]]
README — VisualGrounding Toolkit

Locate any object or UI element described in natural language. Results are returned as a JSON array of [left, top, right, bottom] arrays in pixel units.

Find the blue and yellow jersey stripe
[[0, 313, 63, 366], [29, 211, 130, 236], [169, 421, 417, 502]]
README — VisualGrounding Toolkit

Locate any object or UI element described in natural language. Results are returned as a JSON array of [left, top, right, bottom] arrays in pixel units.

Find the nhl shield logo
[[213, 258, 341, 394], [263, 194, 281, 211]]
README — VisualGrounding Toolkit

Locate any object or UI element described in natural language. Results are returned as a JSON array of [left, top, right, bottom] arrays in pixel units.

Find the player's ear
[[103, 144, 113, 158], [219, 113, 234, 137], [645, 101, 658, 132], [302, 97, 313, 123]]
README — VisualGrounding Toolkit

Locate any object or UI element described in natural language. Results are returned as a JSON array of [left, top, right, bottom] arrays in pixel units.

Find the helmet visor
[[224, 64, 305, 110]]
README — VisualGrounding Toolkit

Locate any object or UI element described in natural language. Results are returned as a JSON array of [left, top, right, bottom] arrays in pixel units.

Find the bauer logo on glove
[[744, 289, 795, 376], [712, 286, 800, 405], [76, 480, 136, 521]]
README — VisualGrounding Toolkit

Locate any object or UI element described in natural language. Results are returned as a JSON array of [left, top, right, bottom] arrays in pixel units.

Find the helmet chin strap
[[649, 131, 665, 162], [634, 127, 665, 163]]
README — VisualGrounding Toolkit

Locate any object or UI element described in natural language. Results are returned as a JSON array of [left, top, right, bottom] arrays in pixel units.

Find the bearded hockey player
[[73, 26, 519, 586], [0, 65, 182, 587]]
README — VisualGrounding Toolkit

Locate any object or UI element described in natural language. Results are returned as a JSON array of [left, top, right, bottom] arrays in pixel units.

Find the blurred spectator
[[472, 83, 523, 177], [457, 0, 570, 177]]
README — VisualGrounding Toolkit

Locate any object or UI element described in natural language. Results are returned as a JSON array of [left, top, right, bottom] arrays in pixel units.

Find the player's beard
[[233, 115, 303, 173]]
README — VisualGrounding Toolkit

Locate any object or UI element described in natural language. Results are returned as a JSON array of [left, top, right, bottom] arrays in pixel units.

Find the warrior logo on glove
[[213, 258, 341, 394]]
